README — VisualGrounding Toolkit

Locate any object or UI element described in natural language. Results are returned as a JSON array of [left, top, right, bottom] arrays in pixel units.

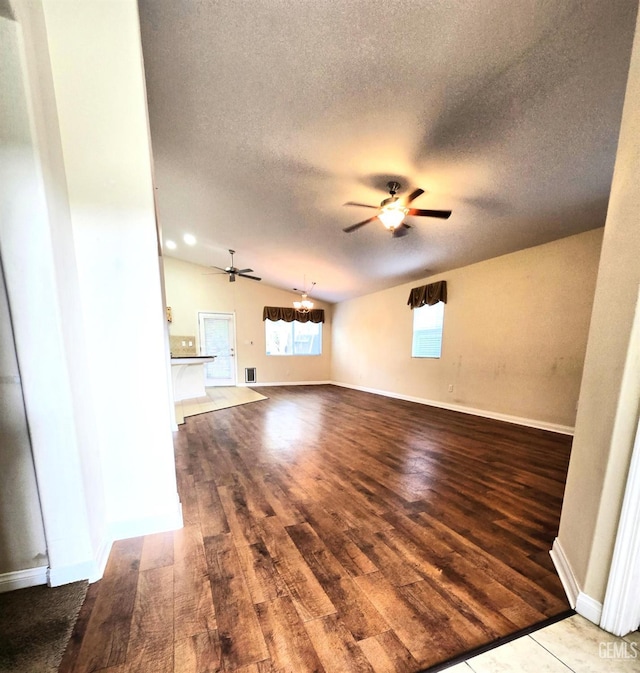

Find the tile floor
[[441, 614, 640, 672], [174, 386, 266, 424]]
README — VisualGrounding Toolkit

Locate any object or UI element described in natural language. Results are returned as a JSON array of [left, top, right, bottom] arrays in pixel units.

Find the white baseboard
[[0, 566, 48, 593], [332, 382, 574, 435], [2, 532, 114, 590], [576, 591, 603, 624], [550, 538, 603, 624], [550, 538, 579, 608], [94, 533, 113, 582], [245, 380, 331, 388]]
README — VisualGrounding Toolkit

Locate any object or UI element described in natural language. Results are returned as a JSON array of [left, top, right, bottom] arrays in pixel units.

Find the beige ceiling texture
[[138, 0, 637, 304]]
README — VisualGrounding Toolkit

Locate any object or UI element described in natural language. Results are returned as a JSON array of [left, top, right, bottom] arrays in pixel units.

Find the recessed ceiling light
[[165, 239, 177, 250], [183, 233, 196, 246]]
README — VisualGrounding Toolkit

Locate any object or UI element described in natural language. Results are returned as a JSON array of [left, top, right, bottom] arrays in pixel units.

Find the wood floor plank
[[257, 516, 336, 622], [174, 525, 217, 640], [289, 499, 378, 578], [344, 527, 423, 587], [69, 539, 143, 671], [176, 471, 200, 526], [195, 480, 230, 538], [174, 630, 222, 673], [413, 509, 568, 615], [286, 523, 389, 641], [234, 538, 289, 605], [218, 481, 263, 546], [357, 631, 419, 673], [353, 572, 445, 666], [304, 613, 376, 673], [256, 596, 326, 672], [258, 471, 306, 526], [63, 385, 572, 673], [124, 566, 174, 673], [140, 531, 174, 571], [203, 534, 269, 669]]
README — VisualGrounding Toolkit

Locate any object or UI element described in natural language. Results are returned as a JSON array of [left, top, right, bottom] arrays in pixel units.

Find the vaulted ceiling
[[138, 0, 637, 303]]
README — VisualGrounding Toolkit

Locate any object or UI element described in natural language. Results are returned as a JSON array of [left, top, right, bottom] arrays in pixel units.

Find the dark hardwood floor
[[60, 385, 572, 672]]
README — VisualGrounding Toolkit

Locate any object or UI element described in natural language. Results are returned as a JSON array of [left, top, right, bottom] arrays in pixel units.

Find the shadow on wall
[[0, 257, 48, 579]]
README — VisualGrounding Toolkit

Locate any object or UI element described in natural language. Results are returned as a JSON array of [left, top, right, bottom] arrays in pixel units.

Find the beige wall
[[332, 229, 603, 430], [163, 257, 332, 384], [558, 6, 640, 604]]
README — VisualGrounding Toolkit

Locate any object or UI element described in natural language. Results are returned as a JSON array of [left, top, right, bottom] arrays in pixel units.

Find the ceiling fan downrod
[[387, 181, 401, 196]]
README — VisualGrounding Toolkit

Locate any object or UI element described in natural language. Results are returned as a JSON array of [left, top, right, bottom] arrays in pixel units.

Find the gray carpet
[[0, 581, 88, 673]]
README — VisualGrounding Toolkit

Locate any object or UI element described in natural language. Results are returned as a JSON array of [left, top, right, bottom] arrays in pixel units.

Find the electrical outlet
[[448, 384, 454, 393]]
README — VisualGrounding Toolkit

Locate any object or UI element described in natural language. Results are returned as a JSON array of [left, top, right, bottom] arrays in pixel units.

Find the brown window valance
[[407, 280, 447, 309], [263, 307, 325, 323]]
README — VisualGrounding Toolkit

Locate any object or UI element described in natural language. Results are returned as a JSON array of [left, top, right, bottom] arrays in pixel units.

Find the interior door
[[199, 312, 236, 386]]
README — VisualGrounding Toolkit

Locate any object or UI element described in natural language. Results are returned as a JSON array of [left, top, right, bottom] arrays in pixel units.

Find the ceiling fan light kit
[[343, 181, 451, 236]]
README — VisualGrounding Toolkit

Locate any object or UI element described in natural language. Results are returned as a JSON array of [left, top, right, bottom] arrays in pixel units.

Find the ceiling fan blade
[[392, 224, 411, 238], [229, 273, 236, 282], [343, 215, 378, 233], [236, 268, 253, 274], [211, 265, 228, 272], [238, 273, 261, 281], [407, 208, 452, 219], [404, 188, 425, 205], [343, 201, 378, 209]]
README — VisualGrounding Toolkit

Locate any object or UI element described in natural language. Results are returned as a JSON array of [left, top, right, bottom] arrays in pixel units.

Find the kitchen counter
[[170, 356, 215, 401]]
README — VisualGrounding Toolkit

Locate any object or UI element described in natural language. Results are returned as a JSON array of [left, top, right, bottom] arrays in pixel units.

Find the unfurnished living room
[[1, 1, 640, 672]]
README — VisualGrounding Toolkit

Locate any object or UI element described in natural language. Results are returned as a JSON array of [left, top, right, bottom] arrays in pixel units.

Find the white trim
[[246, 380, 331, 387], [550, 538, 579, 608], [600, 417, 640, 636], [0, 566, 48, 593], [332, 382, 574, 435], [550, 538, 604, 624], [576, 592, 603, 624], [1, 534, 113, 591]]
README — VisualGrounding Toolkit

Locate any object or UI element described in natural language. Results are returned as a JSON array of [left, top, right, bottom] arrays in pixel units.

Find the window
[[412, 301, 444, 358], [265, 319, 322, 355]]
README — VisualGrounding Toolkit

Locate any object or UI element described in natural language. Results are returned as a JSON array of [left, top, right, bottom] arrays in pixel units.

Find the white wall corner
[[48, 532, 114, 585], [0, 566, 48, 594], [47, 559, 98, 587], [550, 538, 579, 608]]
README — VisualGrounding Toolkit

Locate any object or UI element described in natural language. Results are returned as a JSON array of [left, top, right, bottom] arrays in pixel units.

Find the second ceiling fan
[[211, 249, 261, 282], [343, 181, 451, 237]]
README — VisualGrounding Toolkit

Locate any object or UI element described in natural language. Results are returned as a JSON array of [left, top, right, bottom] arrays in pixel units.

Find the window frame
[[265, 318, 323, 356], [411, 301, 445, 359]]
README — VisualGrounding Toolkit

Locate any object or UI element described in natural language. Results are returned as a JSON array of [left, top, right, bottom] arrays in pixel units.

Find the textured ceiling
[[138, 0, 637, 304]]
